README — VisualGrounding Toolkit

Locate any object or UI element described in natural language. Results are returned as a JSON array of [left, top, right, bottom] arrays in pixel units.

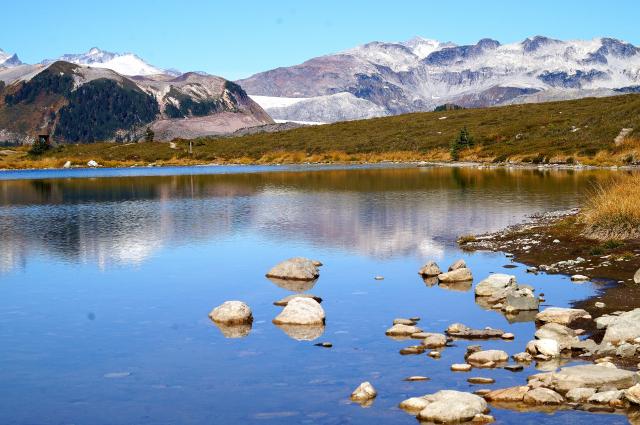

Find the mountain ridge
[[236, 35, 640, 122]]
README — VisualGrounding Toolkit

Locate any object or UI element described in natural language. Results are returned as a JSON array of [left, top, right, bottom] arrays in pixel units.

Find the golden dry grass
[[580, 174, 640, 240]]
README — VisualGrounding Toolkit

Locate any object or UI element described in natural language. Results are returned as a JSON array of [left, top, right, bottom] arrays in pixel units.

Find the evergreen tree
[[450, 127, 474, 161], [145, 126, 155, 142]]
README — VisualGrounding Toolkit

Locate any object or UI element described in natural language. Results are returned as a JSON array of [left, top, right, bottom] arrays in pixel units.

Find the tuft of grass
[[457, 234, 477, 244], [580, 175, 640, 240]]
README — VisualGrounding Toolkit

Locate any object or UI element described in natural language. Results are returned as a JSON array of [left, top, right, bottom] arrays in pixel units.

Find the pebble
[[501, 333, 515, 340], [428, 351, 442, 359], [405, 376, 430, 381], [553, 239, 560, 243], [314, 342, 332, 348], [595, 302, 606, 308], [474, 389, 492, 396], [374, 276, 384, 280], [451, 363, 472, 372]]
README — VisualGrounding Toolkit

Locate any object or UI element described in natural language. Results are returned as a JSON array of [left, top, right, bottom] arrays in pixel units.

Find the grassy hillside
[[2, 93, 640, 169]]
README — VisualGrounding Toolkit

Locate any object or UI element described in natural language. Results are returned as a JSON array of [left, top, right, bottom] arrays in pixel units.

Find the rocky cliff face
[[237, 36, 640, 122]]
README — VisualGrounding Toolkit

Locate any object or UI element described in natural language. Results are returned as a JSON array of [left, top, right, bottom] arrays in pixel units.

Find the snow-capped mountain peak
[[0, 48, 23, 68], [43, 47, 174, 76]]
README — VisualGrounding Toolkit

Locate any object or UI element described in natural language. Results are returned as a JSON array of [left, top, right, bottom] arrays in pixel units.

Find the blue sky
[[3, 0, 640, 80]]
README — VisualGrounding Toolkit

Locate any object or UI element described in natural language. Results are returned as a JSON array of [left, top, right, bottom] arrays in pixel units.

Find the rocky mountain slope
[[237, 36, 640, 122], [0, 48, 22, 68], [0, 61, 272, 144]]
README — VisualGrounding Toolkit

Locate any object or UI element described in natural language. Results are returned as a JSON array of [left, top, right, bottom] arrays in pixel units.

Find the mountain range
[[237, 36, 640, 123], [0, 48, 272, 143]]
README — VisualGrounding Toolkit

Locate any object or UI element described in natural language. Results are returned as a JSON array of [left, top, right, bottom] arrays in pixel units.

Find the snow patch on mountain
[[44, 47, 172, 76], [0, 48, 22, 68]]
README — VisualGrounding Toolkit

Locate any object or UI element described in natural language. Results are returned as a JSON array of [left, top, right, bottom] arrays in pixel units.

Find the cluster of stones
[[474, 273, 540, 314], [419, 259, 473, 283], [209, 257, 325, 340]]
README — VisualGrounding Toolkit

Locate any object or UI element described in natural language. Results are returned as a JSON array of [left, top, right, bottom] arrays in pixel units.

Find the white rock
[[386, 323, 422, 336], [421, 333, 448, 348], [399, 396, 430, 412], [634, 268, 640, 284], [87, 160, 99, 167], [266, 257, 320, 281], [523, 387, 564, 405], [566, 387, 596, 402], [571, 274, 590, 282], [449, 259, 467, 271], [451, 363, 472, 372], [534, 323, 579, 350], [528, 338, 560, 357], [474, 274, 516, 297], [208, 301, 253, 324], [602, 308, 640, 344], [62, 160, 71, 168], [467, 350, 509, 365], [272, 297, 325, 325], [588, 390, 623, 404], [529, 364, 640, 393], [625, 383, 640, 404], [350, 381, 377, 402], [417, 390, 488, 423]]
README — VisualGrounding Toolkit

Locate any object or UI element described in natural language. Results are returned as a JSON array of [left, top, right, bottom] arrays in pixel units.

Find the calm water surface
[[0, 166, 631, 424]]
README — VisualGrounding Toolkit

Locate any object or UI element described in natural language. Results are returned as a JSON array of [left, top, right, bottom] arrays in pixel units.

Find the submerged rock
[[419, 260, 441, 277], [416, 390, 488, 423], [272, 297, 325, 325], [208, 301, 253, 324], [536, 307, 592, 325], [350, 381, 377, 402], [266, 257, 320, 281], [438, 268, 473, 283], [446, 323, 505, 339]]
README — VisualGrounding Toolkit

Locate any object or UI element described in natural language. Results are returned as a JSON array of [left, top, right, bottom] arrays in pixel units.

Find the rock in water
[[350, 381, 377, 402], [534, 323, 579, 350], [208, 301, 253, 324], [273, 294, 322, 307], [566, 387, 597, 402], [484, 386, 529, 402], [571, 274, 590, 282], [474, 274, 516, 297], [273, 297, 325, 325], [529, 364, 640, 393], [526, 338, 560, 358], [449, 259, 467, 271], [438, 268, 473, 283], [386, 323, 422, 336], [467, 350, 509, 366], [266, 257, 320, 281], [419, 260, 441, 276], [523, 388, 564, 405], [421, 333, 448, 348], [446, 323, 504, 339], [536, 307, 592, 325], [416, 390, 488, 423], [87, 160, 99, 167]]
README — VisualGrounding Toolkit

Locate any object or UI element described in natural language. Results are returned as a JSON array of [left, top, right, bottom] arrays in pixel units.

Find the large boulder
[[438, 268, 473, 283], [503, 289, 539, 312], [536, 307, 592, 325], [272, 297, 325, 325], [416, 390, 488, 423], [526, 338, 560, 358], [601, 308, 640, 344], [208, 301, 253, 324], [419, 260, 441, 277], [475, 274, 516, 297], [534, 323, 579, 350], [266, 257, 320, 281], [529, 364, 640, 393]]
